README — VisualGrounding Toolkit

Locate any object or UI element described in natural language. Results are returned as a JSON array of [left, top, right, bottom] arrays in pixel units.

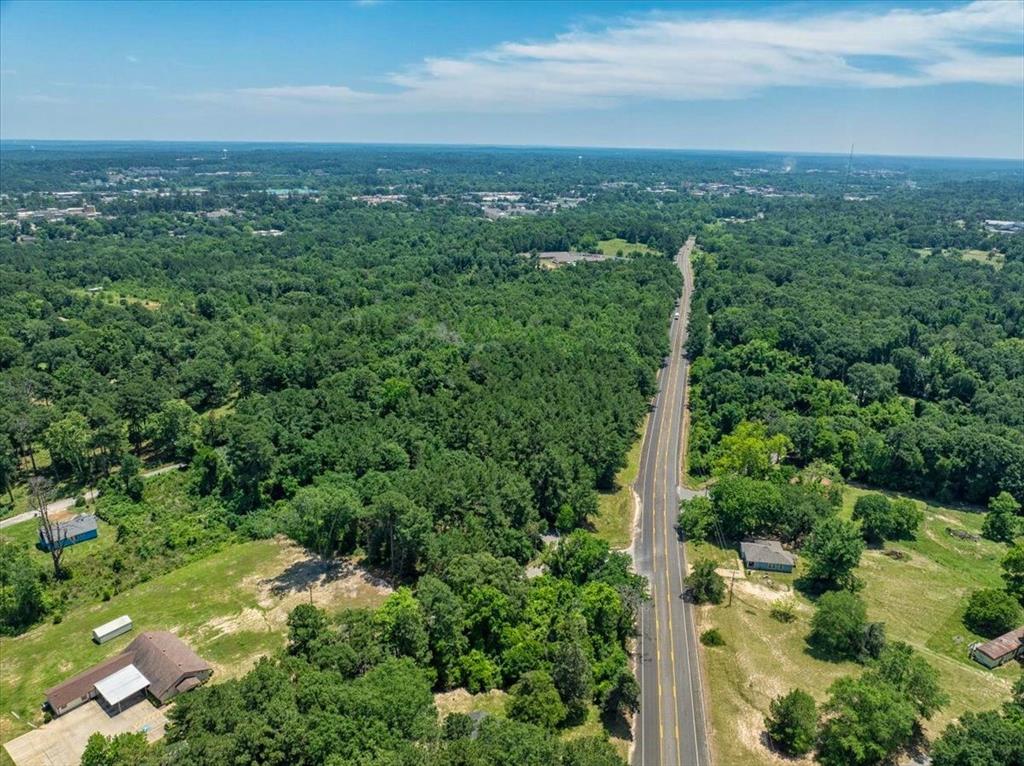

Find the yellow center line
[[659, 288, 685, 763]]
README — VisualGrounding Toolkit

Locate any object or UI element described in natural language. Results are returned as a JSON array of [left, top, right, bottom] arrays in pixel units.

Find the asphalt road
[[632, 237, 711, 766]]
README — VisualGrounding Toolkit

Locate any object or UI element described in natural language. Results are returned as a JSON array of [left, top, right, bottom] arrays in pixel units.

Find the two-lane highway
[[632, 237, 710, 766]]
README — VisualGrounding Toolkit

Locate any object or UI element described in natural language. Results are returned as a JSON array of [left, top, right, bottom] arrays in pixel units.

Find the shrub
[[765, 689, 817, 756], [686, 558, 726, 604], [700, 628, 725, 647], [770, 599, 797, 623], [964, 588, 1022, 638]]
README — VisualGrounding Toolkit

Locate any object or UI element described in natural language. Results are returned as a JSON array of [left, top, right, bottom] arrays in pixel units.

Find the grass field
[[0, 537, 390, 744], [71, 282, 173, 311], [691, 487, 1015, 765], [596, 238, 657, 257], [592, 417, 646, 549], [914, 247, 1005, 270]]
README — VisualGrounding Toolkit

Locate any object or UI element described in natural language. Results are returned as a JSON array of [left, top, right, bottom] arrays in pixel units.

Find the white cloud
[[206, 0, 1024, 113], [126, 55, 139, 64]]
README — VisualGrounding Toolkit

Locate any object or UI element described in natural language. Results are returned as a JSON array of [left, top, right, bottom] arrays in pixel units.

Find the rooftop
[[740, 539, 796, 567], [974, 627, 1024, 660]]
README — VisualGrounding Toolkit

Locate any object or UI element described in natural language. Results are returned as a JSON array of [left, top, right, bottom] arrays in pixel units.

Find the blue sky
[[1, 0, 1022, 158]]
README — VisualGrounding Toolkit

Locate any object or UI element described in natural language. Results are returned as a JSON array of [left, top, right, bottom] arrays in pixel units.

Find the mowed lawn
[[690, 487, 1015, 766], [0, 538, 390, 744]]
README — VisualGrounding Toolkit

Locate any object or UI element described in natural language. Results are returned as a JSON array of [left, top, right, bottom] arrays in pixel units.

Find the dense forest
[[686, 192, 1024, 506], [1, 144, 1022, 765]]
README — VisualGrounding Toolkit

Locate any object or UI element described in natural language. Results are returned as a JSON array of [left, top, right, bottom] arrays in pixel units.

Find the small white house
[[92, 615, 133, 644]]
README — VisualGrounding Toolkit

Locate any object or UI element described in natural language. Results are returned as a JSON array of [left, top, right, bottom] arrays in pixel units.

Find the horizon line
[[1, 137, 1022, 164]]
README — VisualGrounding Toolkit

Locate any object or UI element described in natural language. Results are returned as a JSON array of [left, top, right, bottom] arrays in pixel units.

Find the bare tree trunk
[[30, 476, 65, 580]]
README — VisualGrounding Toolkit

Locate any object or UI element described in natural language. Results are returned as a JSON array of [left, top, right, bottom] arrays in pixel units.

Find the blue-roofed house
[[38, 514, 98, 552]]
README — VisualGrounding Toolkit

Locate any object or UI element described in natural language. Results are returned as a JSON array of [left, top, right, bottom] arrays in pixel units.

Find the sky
[[1, 0, 1023, 158]]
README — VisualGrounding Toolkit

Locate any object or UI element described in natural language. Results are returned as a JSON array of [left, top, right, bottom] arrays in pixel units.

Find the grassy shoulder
[[592, 417, 646, 549], [0, 537, 390, 743], [435, 689, 630, 760], [691, 488, 1014, 766]]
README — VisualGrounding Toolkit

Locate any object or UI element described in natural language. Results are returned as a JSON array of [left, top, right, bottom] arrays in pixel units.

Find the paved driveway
[[3, 700, 166, 766]]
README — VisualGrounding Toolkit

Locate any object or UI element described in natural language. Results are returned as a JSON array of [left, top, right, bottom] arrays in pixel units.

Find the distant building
[[970, 627, 1024, 669], [45, 631, 212, 716], [740, 539, 796, 573], [38, 514, 98, 552], [984, 220, 1024, 234], [534, 251, 608, 266]]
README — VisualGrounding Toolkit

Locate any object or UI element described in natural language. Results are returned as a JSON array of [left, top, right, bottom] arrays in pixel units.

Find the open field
[[914, 247, 1005, 269], [71, 282, 172, 311], [596, 238, 656, 257], [690, 487, 1015, 766], [592, 417, 646, 549], [0, 537, 390, 744]]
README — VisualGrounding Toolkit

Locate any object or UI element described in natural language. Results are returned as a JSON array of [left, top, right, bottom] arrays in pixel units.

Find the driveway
[[3, 699, 167, 766]]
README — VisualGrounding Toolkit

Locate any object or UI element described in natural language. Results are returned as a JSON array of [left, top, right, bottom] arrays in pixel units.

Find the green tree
[[964, 588, 1022, 638], [992, 491, 1024, 516], [506, 670, 566, 730], [846, 362, 899, 405], [80, 731, 150, 766], [458, 649, 501, 693], [601, 667, 640, 720], [852, 494, 923, 543], [0, 541, 47, 634], [551, 640, 594, 724], [416, 575, 468, 689], [290, 482, 360, 558], [374, 587, 432, 666], [286, 603, 328, 658], [868, 641, 948, 720], [116, 376, 164, 456], [0, 440, 18, 506], [677, 496, 715, 542], [816, 675, 917, 766], [984, 492, 1023, 544], [1002, 544, 1024, 604], [44, 412, 93, 482], [685, 558, 726, 604], [764, 689, 817, 756], [802, 516, 864, 590], [808, 590, 868, 660], [120, 454, 143, 502], [148, 399, 198, 460], [711, 421, 793, 480], [852, 494, 891, 542], [931, 710, 1024, 766], [548, 530, 610, 585]]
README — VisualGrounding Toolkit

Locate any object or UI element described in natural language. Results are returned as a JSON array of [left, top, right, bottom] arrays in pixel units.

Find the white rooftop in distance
[[94, 664, 150, 706]]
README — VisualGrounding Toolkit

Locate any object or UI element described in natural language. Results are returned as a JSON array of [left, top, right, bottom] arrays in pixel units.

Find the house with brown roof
[[45, 631, 211, 716], [970, 627, 1024, 669]]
